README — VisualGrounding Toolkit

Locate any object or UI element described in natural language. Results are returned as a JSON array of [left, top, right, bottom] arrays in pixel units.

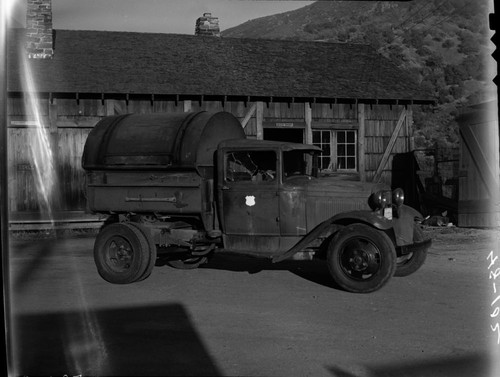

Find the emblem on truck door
[[245, 195, 256, 207]]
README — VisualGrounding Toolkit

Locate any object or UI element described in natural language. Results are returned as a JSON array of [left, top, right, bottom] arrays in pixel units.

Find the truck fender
[[392, 204, 425, 246], [272, 220, 333, 263], [329, 210, 393, 230], [271, 210, 391, 263]]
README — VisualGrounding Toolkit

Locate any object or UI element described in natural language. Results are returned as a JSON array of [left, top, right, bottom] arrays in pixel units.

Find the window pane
[[337, 131, 345, 143], [347, 145, 355, 156], [320, 157, 328, 170], [313, 132, 320, 144], [337, 144, 345, 156], [337, 157, 345, 169], [346, 131, 355, 143]]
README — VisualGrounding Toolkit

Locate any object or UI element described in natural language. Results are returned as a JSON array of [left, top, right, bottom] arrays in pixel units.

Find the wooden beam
[[460, 124, 498, 198], [358, 103, 366, 182], [373, 109, 407, 183], [256, 101, 264, 140], [304, 102, 312, 144], [241, 103, 257, 129]]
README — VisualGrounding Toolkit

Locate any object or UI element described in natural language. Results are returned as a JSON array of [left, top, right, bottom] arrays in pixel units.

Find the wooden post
[[304, 102, 312, 144], [256, 101, 264, 140], [49, 97, 58, 134], [373, 109, 407, 182], [406, 107, 414, 151], [358, 103, 366, 181], [48, 98, 60, 210]]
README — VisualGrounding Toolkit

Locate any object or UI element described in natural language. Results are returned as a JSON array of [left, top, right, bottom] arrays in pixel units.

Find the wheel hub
[[108, 237, 133, 271], [342, 240, 380, 276]]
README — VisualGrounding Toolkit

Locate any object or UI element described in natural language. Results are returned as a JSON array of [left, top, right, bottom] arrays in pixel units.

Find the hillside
[[223, 0, 495, 149]]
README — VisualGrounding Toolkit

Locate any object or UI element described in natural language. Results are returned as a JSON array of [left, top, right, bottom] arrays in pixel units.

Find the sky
[[10, 0, 313, 34]]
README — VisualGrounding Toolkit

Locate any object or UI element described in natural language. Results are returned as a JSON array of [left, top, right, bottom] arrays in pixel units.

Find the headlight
[[369, 190, 392, 210], [392, 188, 405, 207]]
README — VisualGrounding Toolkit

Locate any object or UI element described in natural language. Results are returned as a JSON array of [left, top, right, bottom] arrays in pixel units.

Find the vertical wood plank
[[358, 103, 366, 182], [256, 101, 264, 140], [304, 102, 312, 144]]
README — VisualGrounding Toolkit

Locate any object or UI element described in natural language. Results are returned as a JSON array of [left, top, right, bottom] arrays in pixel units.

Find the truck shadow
[[12, 303, 222, 376], [197, 253, 341, 290]]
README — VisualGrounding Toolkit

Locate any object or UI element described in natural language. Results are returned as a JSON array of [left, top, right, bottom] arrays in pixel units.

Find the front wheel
[[327, 224, 396, 293], [395, 223, 428, 277]]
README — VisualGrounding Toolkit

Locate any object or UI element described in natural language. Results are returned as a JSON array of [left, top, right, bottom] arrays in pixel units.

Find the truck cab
[[82, 111, 431, 293], [218, 139, 371, 253]]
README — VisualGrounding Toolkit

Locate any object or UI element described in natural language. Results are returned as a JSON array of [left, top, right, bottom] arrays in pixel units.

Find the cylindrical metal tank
[[82, 111, 245, 172]]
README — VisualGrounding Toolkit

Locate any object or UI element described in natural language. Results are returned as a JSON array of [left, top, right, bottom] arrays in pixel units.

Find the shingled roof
[[8, 29, 434, 104]]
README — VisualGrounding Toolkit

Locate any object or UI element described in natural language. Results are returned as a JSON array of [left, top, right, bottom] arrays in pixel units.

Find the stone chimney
[[195, 13, 220, 37], [26, 0, 54, 59]]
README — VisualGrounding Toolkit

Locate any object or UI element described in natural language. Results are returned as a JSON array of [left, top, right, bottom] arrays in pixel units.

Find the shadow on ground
[[12, 303, 221, 376], [198, 252, 340, 290], [328, 353, 492, 377]]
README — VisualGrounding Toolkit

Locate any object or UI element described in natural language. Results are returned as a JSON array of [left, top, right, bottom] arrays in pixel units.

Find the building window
[[312, 130, 357, 172]]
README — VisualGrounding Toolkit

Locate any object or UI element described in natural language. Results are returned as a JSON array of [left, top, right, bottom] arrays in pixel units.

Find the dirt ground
[[7, 224, 500, 377]]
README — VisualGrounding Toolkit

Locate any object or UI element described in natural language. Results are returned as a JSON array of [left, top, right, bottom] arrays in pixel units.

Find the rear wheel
[[94, 222, 153, 284], [327, 224, 396, 293], [126, 222, 157, 281]]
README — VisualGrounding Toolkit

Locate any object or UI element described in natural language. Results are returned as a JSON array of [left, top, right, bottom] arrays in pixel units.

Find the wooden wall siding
[[311, 103, 358, 121], [57, 128, 92, 211], [263, 103, 305, 119], [363, 109, 411, 185], [8, 128, 43, 211]]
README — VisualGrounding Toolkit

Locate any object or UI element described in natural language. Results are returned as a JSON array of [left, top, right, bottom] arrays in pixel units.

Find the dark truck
[[82, 111, 431, 293]]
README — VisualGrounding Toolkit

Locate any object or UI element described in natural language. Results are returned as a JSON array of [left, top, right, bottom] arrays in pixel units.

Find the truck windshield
[[283, 150, 318, 178]]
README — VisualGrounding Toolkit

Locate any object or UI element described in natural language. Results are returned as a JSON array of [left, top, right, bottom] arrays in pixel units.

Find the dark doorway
[[264, 128, 304, 143]]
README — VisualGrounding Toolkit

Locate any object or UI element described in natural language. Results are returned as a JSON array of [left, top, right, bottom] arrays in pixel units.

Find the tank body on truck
[[82, 111, 431, 293]]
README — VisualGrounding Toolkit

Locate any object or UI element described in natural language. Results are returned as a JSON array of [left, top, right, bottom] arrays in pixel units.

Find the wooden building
[[6, 0, 433, 216]]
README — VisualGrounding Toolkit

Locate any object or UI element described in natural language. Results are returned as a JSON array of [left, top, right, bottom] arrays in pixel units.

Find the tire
[[327, 224, 396, 293], [166, 256, 208, 270], [395, 224, 428, 277], [93, 222, 152, 284], [126, 222, 157, 281]]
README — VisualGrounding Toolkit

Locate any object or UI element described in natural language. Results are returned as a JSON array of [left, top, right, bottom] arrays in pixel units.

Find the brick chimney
[[195, 13, 220, 37], [26, 0, 54, 59]]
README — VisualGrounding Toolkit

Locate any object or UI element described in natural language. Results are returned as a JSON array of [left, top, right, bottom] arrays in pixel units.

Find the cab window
[[283, 150, 318, 178], [225, 151, 276, 183]]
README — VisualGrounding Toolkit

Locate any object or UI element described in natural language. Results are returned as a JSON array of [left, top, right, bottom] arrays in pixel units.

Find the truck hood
[[282, 175, 389, 228]]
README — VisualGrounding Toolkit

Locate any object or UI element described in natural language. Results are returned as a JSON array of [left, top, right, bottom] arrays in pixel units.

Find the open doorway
[[263, 128, 304, 144]]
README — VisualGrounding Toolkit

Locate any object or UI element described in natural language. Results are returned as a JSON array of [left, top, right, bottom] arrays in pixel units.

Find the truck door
[[219, 149, 280, 237]]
